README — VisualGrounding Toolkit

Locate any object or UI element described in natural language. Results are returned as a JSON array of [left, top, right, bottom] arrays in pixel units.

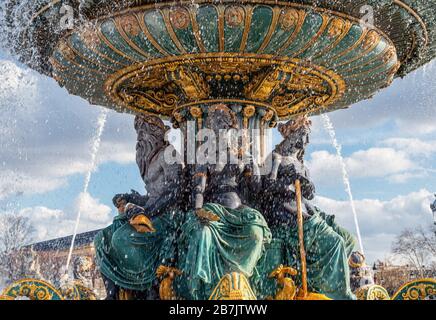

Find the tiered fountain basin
[[6, 1, 435, 120]]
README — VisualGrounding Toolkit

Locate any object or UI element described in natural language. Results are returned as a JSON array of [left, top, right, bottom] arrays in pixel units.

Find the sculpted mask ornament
[[328, 18, 345, 38], [225, 6, 245, 28], [118, 15, 141, 36], [170, 8, 190, 30], [280, 9, 299, 30]]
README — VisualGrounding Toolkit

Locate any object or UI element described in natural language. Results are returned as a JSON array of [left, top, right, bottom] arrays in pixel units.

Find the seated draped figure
[[250, 116, 356, 300], [94, 114, 184, 300], [94, 110, 356, 300], [175, 104, 272, 300]]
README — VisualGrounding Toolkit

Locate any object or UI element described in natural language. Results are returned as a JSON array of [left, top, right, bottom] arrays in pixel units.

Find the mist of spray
[[65, 107, 108, 273], [321, 114, 364, 254]]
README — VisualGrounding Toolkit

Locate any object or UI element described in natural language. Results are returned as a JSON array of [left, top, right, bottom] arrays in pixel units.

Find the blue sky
[[0, 47, 435, 264]]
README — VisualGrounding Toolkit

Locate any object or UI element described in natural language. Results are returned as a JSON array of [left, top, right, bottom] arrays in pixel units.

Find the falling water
[[321, 114, 365, 254], [65, 107, 108, 273]]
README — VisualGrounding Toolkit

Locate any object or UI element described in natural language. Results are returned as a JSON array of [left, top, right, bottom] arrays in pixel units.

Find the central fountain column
[[170, 103, 278, 169]]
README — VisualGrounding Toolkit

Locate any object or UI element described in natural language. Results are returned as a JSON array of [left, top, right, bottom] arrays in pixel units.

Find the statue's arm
[[192, 166, 207, 210]]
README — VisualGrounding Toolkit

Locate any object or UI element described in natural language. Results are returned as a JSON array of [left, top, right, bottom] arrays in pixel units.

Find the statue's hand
[[283, 202, 311, 219], [195, 208, 220, 223], [129, 214, 156, 233]]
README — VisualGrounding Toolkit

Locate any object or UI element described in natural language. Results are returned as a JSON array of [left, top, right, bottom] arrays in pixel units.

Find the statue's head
[[134, 114, 170, 179], [276, 115, 311, 161], [134, 114, 170, 139], [205, 104, 238, 133], [73, 256, 93, 280]]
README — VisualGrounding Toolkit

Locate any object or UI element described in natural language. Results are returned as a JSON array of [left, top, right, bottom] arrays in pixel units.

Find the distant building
[[373, 261, 436, 296], [26, 229, 106, 299]]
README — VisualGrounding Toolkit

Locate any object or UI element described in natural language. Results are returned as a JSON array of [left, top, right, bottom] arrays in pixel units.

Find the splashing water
[[321, 114, 364, 254], [65, 107, 108, 273]]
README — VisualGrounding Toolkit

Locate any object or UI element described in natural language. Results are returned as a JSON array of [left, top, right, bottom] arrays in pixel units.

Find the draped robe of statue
[[94, 115, 184, 293], [252, 117, 356, 300], [174, 105, 272, 300]]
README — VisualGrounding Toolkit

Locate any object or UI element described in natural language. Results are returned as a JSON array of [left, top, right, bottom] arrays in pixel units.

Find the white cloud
[[313, 189, 434, 263], [307, 147, 418, 185], [73, 192, 112, 224], [382, 138, 436, 157], [0, 58, 136, 200], [346, 148, 415, 177], [18, 192, 113, 242]]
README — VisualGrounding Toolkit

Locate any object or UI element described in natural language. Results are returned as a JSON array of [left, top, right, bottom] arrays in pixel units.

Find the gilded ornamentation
[[120, 90, 179, 114], [209, 272, 257, 300], [244, 69, 283, 101], [279, 9, 299, 30], [225, 6, 245, 28], [355, 284, 390, 300], [242, 105, 256, 119], [383, 47, 397, 63], [105, 54, 344, 119], [190, 106, 203, 119], [156, 265, 183, 300], [169, 7, 190, 30], [81, 28, 101, 47], [328, 18, 345, 38], [1, 279, 64, 300], [58, 41, 76, 61], [118, 15, 141, 36], [166, 66, 210, 100], [190, 105, 203, 128], [392, 278, 436, 300], [269, 265, 298, 300], [362, 30, 381, 51]]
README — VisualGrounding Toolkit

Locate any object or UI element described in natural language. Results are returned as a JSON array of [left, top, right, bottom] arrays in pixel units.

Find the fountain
[[1, 0, 435, 300]]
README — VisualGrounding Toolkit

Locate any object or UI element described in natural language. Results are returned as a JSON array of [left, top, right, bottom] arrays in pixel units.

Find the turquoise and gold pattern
[[48, 2, 401, 119], [209, 272, 257, 300], [355, 284, 390, 300], [7, 1, 436, 119], [0, 278, 97, 300], [0, 279, 64, 300], [392, 278, 436, 300]]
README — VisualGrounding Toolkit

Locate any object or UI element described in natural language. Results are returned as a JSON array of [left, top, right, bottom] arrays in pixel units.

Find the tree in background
[[0, 213, 35, 284], [391, 226, 435, 278], [374, 226, 435, 295]]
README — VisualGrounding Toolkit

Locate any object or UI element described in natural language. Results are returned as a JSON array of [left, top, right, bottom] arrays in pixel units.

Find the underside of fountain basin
[[3, 1, 435, 119]]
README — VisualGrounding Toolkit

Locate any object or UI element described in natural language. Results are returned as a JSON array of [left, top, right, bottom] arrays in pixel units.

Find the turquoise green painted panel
[[263, 23, 296, 54], [281, 12, 323, 56], [70, 34, 117, 70], [197, 5, 219, 52], [335, 41, 388, 72], [124, 22, 165, 58], [224, 17, 244, 52], [92, 40, 133, 66], [173, 24, 200, 53], [53, 52, 106, 82], [312, 24, 363, 65], [245, 6, 273, 52], [144, 10, 180, 55], [297, 20, 341, 59], [100, 20, 148, 61]]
